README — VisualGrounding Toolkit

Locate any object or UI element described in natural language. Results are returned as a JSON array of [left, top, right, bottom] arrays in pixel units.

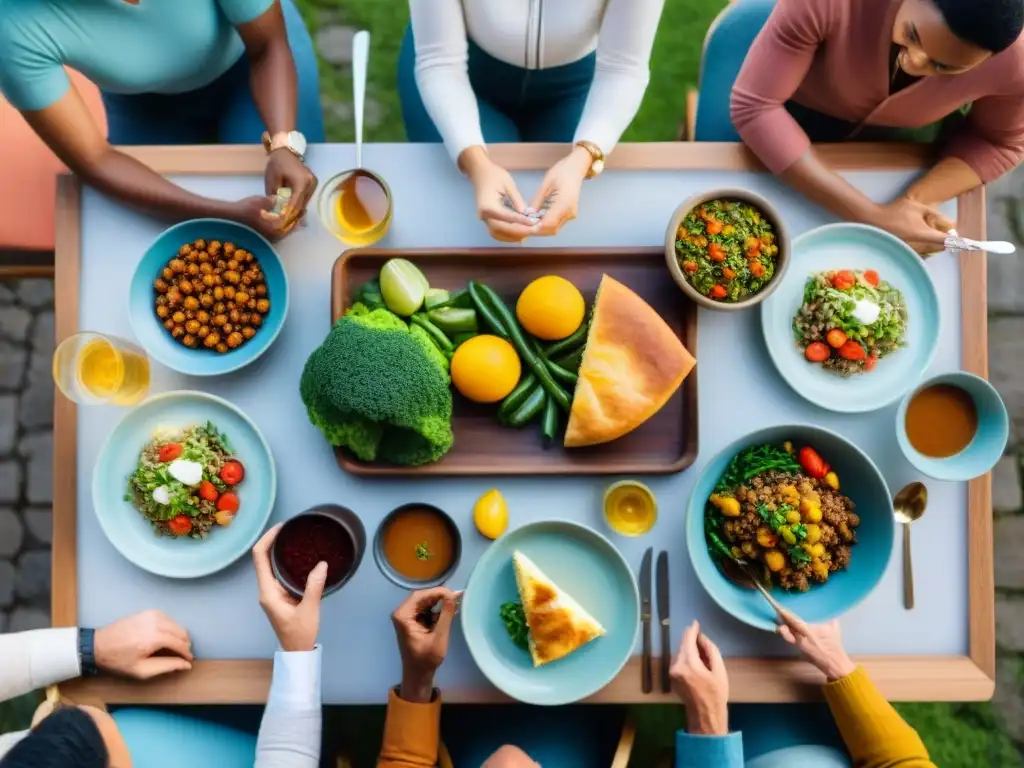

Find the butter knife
[[657, 551, 671, 693], [639, 548, 653, 694]]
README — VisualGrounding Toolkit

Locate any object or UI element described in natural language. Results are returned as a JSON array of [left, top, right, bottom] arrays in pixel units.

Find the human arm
[[0, 610, 194, 703], [378, 588, 458, 767], [669, 621, 744, 768], [21, 87, 285, 239], [228, 0, 317, 230], [777, 612, 935, 768], [252, 525, 327, 768]]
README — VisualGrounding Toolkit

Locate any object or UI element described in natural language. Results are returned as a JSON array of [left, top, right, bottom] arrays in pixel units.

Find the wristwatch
[[78, 627, 99, 677], [262, 130, 307, 161], [574, 140, 605, 179]]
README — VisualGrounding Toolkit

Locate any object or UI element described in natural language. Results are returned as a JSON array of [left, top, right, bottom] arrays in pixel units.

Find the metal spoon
[[893, 482, 928, 610], [732, 557, 786, 617], [945, 229, 1016, 255]]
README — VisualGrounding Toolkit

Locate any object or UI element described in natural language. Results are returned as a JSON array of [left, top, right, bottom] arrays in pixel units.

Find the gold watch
[[574, 140, 605, 179], [261, 130, 307, 160]]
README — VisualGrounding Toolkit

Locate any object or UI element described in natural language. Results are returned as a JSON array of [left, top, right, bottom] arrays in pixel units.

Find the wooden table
[[52, 142, 993, 705]]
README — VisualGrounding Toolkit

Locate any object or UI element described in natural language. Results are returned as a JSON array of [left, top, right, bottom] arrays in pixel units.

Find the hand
[[528, 146, 591, 237], [264, 148, 318, 232], [391, 588, 459, 702], [459, 146, 540, 243], [231, 195, 297, 242], [93, 610, 193, 680], [669, 620, 729, 736], [252, 524, 327, 653], [870, 196, 955, 255], [776, 611, 856, 682]]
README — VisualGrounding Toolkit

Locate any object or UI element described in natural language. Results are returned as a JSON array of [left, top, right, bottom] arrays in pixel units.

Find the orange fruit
[[516, 275, 586, 341], [450, 335, 521, 403]]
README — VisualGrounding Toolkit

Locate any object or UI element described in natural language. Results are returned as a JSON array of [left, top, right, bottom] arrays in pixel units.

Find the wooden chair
[[0, 71, 106, 279]]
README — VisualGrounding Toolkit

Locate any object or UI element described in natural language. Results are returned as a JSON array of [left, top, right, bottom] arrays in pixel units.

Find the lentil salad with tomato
[[125, 421, 246, 539], [794, 269, 908, 377], [675, 199, 780, 302]]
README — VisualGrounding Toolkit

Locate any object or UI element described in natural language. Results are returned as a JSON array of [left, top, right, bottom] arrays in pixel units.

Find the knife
[[657, 551, 671, 693], [639, 548, 653, 694]]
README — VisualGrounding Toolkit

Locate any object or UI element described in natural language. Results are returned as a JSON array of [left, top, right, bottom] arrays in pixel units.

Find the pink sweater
[[730, 0, 1024, 182]]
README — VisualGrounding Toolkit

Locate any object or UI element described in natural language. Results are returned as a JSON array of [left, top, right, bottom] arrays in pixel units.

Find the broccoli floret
[[299, 304, 454, 466]]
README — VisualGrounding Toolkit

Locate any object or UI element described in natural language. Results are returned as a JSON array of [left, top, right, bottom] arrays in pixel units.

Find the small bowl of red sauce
[[271, 504, 366, 599]]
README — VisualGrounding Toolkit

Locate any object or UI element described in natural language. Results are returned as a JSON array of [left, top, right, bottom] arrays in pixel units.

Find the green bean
[[540, 394, 559, 448], [707, 531, 735, 561], [470, 282, 572, 411], [428, 288, 474, 311], [504, 386, 546, 427], [545, 357, 578, 387], [553, 347, 584, 373], [544, 322, 589, 359], [498, 374, 538, 420], [410, 314, 453, 353], [467, 282, 508, 338]]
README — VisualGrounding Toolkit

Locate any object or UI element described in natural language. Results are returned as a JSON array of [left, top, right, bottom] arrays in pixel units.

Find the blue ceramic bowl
[[896, 372, 1009, 481], [760, 223, 940, 413], [92, 391, 277, 578], [129, 219, 288, 376], [687, 424, 894, 631], [461, 520, 639, 705]]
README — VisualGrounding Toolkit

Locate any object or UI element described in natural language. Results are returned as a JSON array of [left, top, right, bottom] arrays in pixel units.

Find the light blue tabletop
[[75, 144, 967, 703]]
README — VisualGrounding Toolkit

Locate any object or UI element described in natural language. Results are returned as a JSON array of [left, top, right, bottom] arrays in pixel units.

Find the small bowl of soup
[[374, 503, 462, 590], [896, 372, 1009, 482], [271, 504, 366, 599]]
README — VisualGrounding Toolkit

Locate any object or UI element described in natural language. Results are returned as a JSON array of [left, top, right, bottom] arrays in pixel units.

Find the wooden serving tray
[[330, 247, 699, 476]]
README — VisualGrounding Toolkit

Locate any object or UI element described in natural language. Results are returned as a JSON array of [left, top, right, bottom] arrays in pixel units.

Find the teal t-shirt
[[0, 0, 274, 112]]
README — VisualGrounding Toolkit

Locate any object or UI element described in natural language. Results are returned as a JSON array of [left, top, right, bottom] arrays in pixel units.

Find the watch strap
[[574, 140, 605, 179], [78, 627, 99, 677], [262, 131, 305, 160]]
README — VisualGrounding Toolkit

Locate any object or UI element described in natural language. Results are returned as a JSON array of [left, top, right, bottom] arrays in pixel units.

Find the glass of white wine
[[52, 332, 151, 406]]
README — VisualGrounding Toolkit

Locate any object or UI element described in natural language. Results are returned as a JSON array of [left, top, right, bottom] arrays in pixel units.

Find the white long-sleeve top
[[0, 628, 322, 767], [410, 0, 667, 161]]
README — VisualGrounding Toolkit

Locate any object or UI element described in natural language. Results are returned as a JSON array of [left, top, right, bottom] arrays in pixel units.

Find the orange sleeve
[[377, 688, 442, 768]]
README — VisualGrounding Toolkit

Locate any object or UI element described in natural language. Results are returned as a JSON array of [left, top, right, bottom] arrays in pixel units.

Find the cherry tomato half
[[216, 492, 240, 513], [158, 443, 183, 463], [804, 341, 830, 362], [831, 271, 856, 291], [219, 461, 245, 486], [168, 514, 192, 535], [862, 269, 880, 287], [798, 446, 830, 479], [198, 481, 219, 502]]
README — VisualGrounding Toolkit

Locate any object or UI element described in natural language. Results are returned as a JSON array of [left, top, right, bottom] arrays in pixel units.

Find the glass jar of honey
[[603, 480, 657, 536], [316, 168, 393, 246]]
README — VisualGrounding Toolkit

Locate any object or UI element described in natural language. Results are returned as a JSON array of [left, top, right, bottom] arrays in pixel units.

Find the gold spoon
[[893, 482, 928, 610]]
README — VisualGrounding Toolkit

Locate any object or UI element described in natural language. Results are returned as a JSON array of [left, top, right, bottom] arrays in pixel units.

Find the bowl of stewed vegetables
[[664, 189, 790, 311], [129, 219, 289, 376]]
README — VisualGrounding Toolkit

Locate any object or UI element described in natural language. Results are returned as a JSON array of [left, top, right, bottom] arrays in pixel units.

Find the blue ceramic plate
[[92, 391, 277, 578], [687, 424, 894, 631], [129, 219, 288, 376], [462, 520, 639, 705], [760, 223, 940, 413]]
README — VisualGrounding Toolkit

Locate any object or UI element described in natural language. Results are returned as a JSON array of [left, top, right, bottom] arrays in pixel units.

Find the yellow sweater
[[377, 667, 935, 767], [823, 667, 936, 768]]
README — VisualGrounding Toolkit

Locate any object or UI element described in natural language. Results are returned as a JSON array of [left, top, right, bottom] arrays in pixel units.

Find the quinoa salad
[[675, 199, 780, 302], [125, 422, 246, 539], [793, 269, 908, 376]]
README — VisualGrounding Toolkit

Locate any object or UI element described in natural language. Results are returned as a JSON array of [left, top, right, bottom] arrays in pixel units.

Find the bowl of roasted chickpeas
[[129, 219, 288, 376]]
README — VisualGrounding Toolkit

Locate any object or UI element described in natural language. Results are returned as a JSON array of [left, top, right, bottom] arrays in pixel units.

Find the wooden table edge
[[50, 144, 994, 704]]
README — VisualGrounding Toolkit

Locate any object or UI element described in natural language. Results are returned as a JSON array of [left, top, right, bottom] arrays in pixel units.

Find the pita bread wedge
[[565, 274, 696, 447], [512, 550, 605, 667]]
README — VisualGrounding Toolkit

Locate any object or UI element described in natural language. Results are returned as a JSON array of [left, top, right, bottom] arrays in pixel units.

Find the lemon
[[474, 489, 509, 539], [450, 335, 521, 403], [516, 275, 586, 341]]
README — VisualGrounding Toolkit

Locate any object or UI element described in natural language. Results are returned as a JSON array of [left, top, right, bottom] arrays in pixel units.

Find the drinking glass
[[53, 332, 151, 406]]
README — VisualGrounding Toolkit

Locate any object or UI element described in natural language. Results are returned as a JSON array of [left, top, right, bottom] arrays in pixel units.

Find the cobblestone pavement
[[0, 279, 54, 635], [3, 175, 1024, 751]]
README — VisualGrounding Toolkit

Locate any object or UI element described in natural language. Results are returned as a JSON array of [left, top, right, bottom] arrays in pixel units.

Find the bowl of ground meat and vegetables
[[686, 424, 893, 631], [665, 189, 790, 311]]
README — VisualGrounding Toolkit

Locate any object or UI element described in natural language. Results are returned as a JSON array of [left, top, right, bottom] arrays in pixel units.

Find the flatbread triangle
[[512, 550, 606, 667]]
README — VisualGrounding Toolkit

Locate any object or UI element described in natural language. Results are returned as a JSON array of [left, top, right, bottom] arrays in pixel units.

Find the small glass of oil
[[316, 168, 393, 247], [603, 480, 657, 536]]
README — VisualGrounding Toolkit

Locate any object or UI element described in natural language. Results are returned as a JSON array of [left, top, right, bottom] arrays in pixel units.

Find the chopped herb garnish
[[415, 542, 432, 561], [499, 601, 530, 651]]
